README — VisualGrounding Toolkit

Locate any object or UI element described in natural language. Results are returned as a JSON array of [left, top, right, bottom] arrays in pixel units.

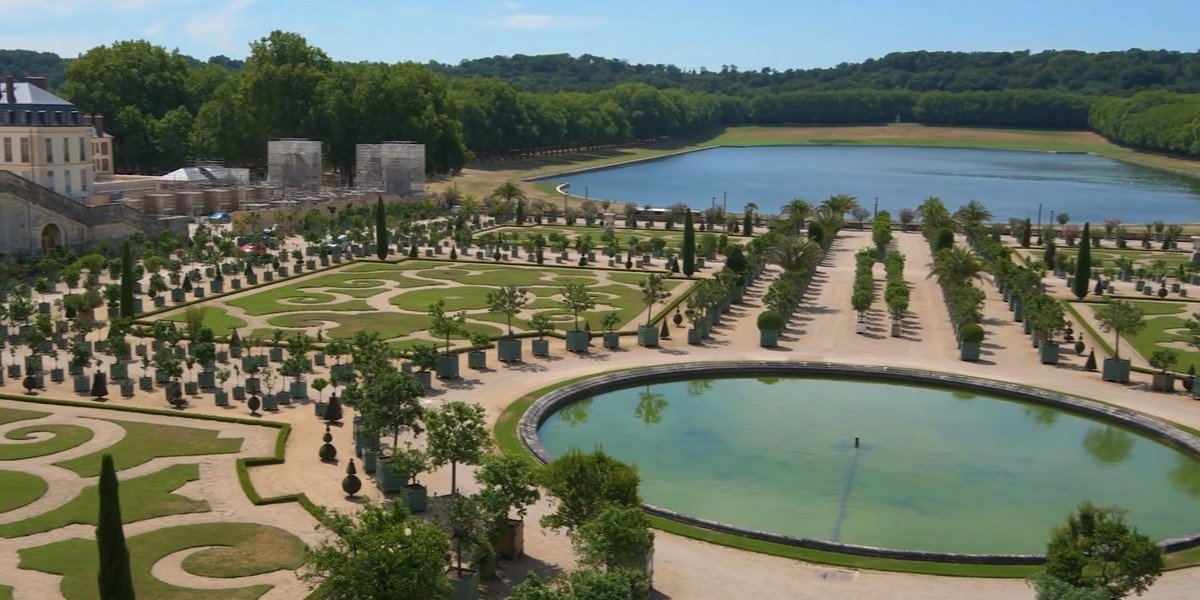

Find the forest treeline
[[1089, 92, 1200, 156], [6, 36, 1199, 174]]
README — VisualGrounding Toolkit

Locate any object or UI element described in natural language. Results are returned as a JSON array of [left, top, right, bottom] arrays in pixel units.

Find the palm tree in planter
[[426, 401, 492, 497], [529, 313, 553, 357], [477, 453, 541, 559], [560, 284, 595, 352], [1024, 294, 1067, 364], [959, 323, 986, 361], [486, 285, 529, 361], [427, 300, 467, 379], [757, 309, 784, 348], [637, 275, 669, 347], [1095, 299, 1146, 383], [1149, 349, 1179, 392]]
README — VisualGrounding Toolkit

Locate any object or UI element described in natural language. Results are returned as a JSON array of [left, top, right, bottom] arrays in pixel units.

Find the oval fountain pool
[[523, 363, 1200, 559]]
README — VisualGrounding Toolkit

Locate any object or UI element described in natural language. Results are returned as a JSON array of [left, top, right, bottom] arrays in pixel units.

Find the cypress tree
[[1020, 218, 1032, 248], [119, 242, 134, 319], [682, 210, 696, 277], [516, 199, 525, 225], [1073, 223, 1092, 300], [97, 454, 134, 599], [374, 197, 388, 261], [743, 210, 753, 237]]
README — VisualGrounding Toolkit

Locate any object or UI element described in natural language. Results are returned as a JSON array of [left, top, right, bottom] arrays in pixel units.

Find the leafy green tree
[[349, 366, 425, 451], [476, 453, 541, 522], [1035, 502, 1163, 599], [96, 454, 134, 600], [486, 285, 530, 337], [301, 501, 450, 600], [639, 274, 669, 326], [560, 284, 596, 332], [425, 401, 492, 496], [510, 568, 647, 600], [427, 300, 467, 354], [1095, 300, 1146, 360], [539, 448, 640, 532], [573, 504, 654, 572]]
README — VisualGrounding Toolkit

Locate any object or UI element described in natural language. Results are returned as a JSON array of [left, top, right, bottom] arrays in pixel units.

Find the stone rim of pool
[[518, 361, 1200, 565]]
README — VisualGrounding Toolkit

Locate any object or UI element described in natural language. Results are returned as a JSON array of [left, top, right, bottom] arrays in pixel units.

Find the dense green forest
[[1090, 92, 1200, 155], [4, 39, 1199, 174], [429, 49, 1200, 95]]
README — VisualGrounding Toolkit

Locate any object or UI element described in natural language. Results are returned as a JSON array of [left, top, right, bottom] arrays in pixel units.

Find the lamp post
[[722, 191, 727, 215], [873, 197, 878, 219]]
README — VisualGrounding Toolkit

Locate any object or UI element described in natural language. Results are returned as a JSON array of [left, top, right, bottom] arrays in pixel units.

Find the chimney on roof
[[25, 76, 47, 90], [4, 75, 13, 103], [94, 114, 105, 136]]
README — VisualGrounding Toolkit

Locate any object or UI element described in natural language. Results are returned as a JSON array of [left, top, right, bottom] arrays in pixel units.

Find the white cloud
[[490, 13, 601, 30], [184, 0, 255, 54]]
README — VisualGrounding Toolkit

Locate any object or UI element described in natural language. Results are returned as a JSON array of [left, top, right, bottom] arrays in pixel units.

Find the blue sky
[[5, 0, 1199, 69]]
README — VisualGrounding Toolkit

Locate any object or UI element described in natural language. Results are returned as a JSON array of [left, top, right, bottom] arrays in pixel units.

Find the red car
[[241, 243, 268, 254]]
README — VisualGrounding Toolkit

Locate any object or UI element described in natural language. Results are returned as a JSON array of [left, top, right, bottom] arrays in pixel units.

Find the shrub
[[757, 310, 784, 331], [959, 323, 985, 343]]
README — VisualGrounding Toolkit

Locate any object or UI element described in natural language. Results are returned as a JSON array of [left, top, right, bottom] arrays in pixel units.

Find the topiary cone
[[91, 372, 108, 400], [324, 393, 343, 423], [342, 460, 362, 497], [1085, 350, 1097, 372]]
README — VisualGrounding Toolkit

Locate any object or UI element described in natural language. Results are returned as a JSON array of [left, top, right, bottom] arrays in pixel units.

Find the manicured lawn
[[55, 420, 242, 477], [1028, 245, 1193, 273], [20, 522, 305, 600], [0, 469, 47, 513], [391, 285, 496, 312], [0, 463, 207, 538], [0, 424, 94, 460], [0, 407, 47, 426], [163, 307, 247, 336], [1085, 301, 1200, 373]]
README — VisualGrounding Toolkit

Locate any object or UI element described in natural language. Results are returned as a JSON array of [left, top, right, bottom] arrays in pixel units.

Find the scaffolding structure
[[356, 141, 425, 196], [267, 139, 322, 196]]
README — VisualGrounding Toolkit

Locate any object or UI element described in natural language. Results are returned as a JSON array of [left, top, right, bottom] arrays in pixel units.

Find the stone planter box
[[73, 375, 90, 393], [436, 354, 460, 379], [637, 325, 658, 347], [264, 272, 274, 282], [290, 380, 307, 398], [531, 338, 550, 357], [198, 370, 216, 388], [447, 568, 480, 600], [760, 329, 780, 347], [214, 391, 229, 406], [51, 368, 64, 382], [153, 296, 166, 307], [603, 332, 621, 349], [467, 350, 486, 370], [184, 381, 199, 395], [565, 330, 590, 352], [1153, 372, 1176, 392], [498, 518, 524, 559], [67, 363, 82, 376], [261, 393, 278, 411], [120, 380, 135, 397], [402, 483, 428, 512], [193, 287, 205, 298], [1136, 280, 1146, 291], [1193, 376, 1200, 400], [960, 342, 981, 361], [269, 348, 284, 362], [376, 460, 405, 493], [1102, 357, 1131, 383], [210, 280, 224, 294], [688, 328, 703, 344], [413, 370, 433, 390], [245, 377, 260, 394], [233, 386, 246, 400], [1038, 341, 1060, 365], [231, 279, 241, 290], [171, 289, 186, 302], [139, 376, 154, 391], [110, 363, 129, 380], [314, 352, 325, 366], [497, 338, 522, 361]]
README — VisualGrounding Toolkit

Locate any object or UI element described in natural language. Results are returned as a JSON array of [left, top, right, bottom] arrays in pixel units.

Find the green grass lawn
[[19, 522, 305, 600], [163, 307, 247, 337], [55, 420, 242, 477], [1043, 246, 1193, 273], [0, 424, 94, 460], [0, 463, 207, 538], [0, 469, 47, 513], [0, 407, 48, 426], [1085, 300, 1200, 372]]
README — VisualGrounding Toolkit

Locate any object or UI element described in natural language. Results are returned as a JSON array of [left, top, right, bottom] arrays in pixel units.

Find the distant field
[[432, 124, 1200, 209]]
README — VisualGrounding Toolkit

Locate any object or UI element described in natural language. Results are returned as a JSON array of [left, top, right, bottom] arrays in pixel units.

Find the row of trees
[[59, 33, 1184, 175], [1089, 91, 1200, 157]]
